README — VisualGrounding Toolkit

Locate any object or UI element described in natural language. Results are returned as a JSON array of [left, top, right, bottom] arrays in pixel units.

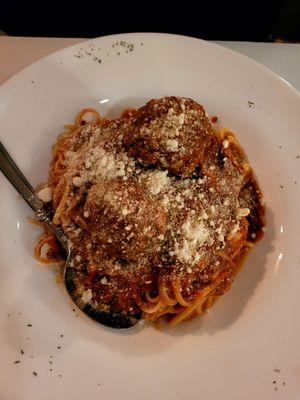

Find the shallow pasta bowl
[[0, 33, 300, 400]]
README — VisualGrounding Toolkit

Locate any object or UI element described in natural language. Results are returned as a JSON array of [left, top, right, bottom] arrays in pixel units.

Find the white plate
[[1, 33, 300, 400]]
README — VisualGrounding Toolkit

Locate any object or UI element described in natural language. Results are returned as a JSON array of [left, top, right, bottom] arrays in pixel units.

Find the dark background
[[0, 0, 300, 41]]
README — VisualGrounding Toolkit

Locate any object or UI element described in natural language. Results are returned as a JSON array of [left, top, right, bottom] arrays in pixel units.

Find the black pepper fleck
[[296, 155, 300, 159], [27, 323, 32, 327], [59, 374, 62, 378], [20, 349, 24, 355], [14, 360, 20, 364], [279, 185, 284, 189], [274, 369, 281, 372], [60, 334, 63, 338], [57, 346, 61, 349], [50, 368, 53, 372], [273, 381, 276, 384], [140, 42, 144, 46], [117, 52, 120, 56], [32, 371, 38, 376]]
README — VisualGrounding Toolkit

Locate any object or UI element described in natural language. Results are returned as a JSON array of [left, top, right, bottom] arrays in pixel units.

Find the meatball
[[124, 96, 217, 176], [84, 178, 167, 261]]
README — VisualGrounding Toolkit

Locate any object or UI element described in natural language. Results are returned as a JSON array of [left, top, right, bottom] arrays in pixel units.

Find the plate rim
[[1, 32, 300, 102]]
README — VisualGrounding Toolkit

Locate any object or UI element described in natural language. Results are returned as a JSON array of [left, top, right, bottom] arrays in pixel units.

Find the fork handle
[[0, 141, 69, 250], [0, 141, 45, 214]]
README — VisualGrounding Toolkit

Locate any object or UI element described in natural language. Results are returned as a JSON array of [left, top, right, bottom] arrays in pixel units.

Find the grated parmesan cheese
[[81, 288, 93, 303], [237, 207, 250, 218], [230, 222, 240, 236], [146, 170, 170, 195], [83, 146, 130, 181], [37, 187, 52, 202], [166, 139, 179, 152], [215, 226, 225, 243], [178, 113, 185, 125], [173, 218, 210, 264], [72, 176, 84, 187], [122, 208, 130, 216], [223, 140, 229, 149]]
